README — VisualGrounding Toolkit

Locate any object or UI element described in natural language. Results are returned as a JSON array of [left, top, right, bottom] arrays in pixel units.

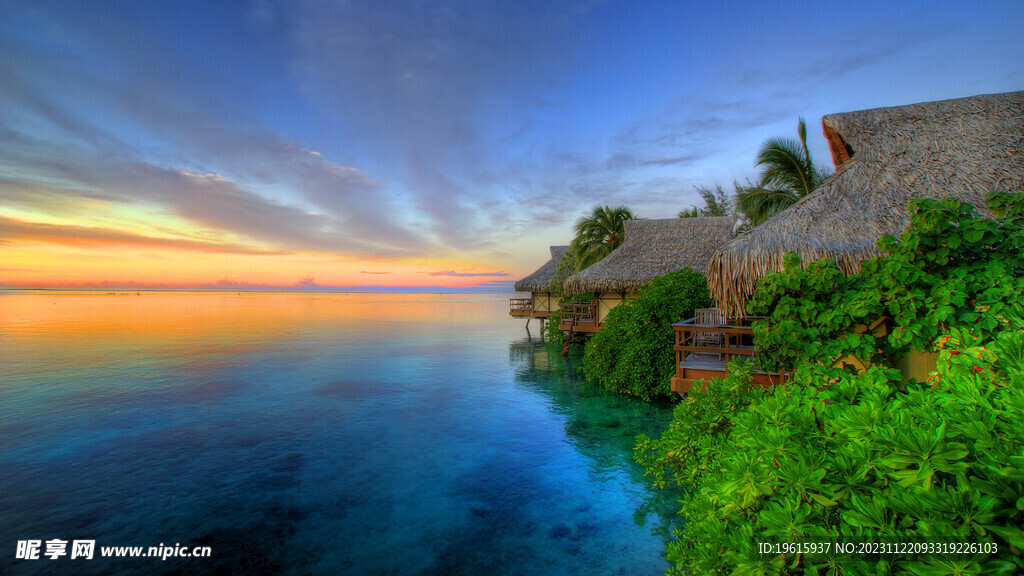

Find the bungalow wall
[[672, 316, 941, 398], [531, 292, 560, 317], [558, 291, 636, 333], [826, 319, 939, 381], [594, 292, 625, 325]]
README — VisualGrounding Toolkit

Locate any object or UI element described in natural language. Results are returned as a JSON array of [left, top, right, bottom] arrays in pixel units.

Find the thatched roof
[[514, 245, 570, 293], [563, 217, 733, 293], [708, 90, 1024, 317]]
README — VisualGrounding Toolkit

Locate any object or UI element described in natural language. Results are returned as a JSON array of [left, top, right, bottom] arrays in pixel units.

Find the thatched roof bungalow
[[560, 217, 734, 331], [510, 245, 570, 319], [708, 90, 1024, 317]]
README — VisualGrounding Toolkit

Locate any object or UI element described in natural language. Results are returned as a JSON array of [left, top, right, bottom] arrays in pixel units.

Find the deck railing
[[672, 315, 760, 363], [509, 298, 533, 313], [671, 314, 785, 393], [560, 302, 596, 326]]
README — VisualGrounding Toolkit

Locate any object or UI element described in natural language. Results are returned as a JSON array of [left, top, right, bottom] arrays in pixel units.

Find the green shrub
[[749, 192, 1024, 377], [542, 251, 590, 343], [637, 192, 1024, 575], [542, 307, 566, 343], [635, 358, 766, 490], [542, 292, 592, 343], [582, 268, 712, 401], [636, 312, 1024, 575]]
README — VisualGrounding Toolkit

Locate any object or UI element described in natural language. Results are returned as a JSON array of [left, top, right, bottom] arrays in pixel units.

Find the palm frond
[[756, 138, 815, 196], [569, 205, 636, 272], [709, 91, 1024, 317], [736, 186, 800, 226]]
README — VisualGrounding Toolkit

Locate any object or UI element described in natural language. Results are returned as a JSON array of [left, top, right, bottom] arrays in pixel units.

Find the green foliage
[[581, 268, 712, 401], [569, 205, 637, 271], [636, 312, 1024, 575], [677, 205, 699, 218], [737, 117, 833, 226], [635, 358, 766, 490], [542, 308, 566, 343], [637, 192, 1024, 575], [749, 192, 1024, 376], [540, 252, 590, 343], [542, 291, 592, 343], [547, 251, 577, 295], [679, 183, 737, 220]]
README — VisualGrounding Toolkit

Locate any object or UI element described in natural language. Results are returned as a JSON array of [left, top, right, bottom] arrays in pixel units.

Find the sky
[[1, 0, 1022, 291]]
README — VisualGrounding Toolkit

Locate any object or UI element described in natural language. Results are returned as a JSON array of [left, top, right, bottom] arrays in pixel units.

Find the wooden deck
[[510, 295, 561, 319], [509, 297, 533, 318], [558, 302, 601, 333], [670, 316, 787, 395]]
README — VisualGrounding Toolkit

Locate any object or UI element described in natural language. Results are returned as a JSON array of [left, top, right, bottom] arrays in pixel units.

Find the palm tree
[[679, 184, 735, 219], [569, 205, 636, 272], [736, 118, 833, 226]]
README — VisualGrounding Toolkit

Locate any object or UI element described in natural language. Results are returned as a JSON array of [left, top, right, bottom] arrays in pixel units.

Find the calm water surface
[[0, 292, 676, 575]]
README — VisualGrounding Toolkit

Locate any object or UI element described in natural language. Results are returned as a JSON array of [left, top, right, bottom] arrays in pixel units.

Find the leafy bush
[[635, 358, 765, 490], [542, 307, 566, 343], [582, 268, 712, 401], [637, 192, 1024, 575], [542, 251, 590, 343], [749, 192, 1024, 377], [636, 310, 1024, 575], [542, 292, 593, 343]]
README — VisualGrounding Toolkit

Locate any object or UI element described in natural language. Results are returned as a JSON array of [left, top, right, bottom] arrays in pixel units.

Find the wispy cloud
[[280, 0, 577, 248], [0, 215, 284, 254], [2, 278, 516, 293], [0, 125, 424, 257], [0, 8, 430, 257], [1, 0, 1016, 288], [730, 23, 948, 92], [427, 270, 511, 277]]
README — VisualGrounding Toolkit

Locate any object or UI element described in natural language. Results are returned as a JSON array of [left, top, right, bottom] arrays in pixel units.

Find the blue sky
[[1, 0, 1022, 288]]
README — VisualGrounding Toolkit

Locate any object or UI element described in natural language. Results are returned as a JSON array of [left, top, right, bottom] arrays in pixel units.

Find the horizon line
[[0, 285, 518, 294]]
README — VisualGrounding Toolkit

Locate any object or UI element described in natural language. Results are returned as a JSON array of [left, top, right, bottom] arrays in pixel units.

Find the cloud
[[0, 121, 426, 257], [604, 152, 709, 170], [279, 0, 575, 248], [0, 215, 284, 254], [0, 0, 984, 278], [3, 278, 516, 293], [731, 24, 947, 91], [0, 6, 430, 257], [0, 1, 615, 260], [359, 270, 391, 275], [427, 270, 512, 277], [470, 279, 516, 290]]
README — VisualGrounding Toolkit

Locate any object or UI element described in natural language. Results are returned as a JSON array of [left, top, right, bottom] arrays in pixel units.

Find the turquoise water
[[0, 292, 677, 575]]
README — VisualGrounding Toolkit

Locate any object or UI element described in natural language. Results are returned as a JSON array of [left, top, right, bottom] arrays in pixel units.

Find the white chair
[[693, 308, 726, 359]]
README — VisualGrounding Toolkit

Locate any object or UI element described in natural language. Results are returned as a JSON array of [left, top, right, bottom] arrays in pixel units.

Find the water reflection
[[507, 336, 681, 542], [1, 292, 678, 575]]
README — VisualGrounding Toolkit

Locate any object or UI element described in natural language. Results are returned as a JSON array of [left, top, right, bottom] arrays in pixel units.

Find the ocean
[[0, 291, 676, 575]]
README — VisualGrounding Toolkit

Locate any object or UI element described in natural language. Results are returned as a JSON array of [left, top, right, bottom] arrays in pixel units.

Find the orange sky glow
[[4, 2, 1020, 291], [1, 211, 516, 290]]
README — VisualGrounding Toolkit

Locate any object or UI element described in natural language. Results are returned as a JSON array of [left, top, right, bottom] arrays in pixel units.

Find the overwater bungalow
[[559, 217, 733, 334], [670, 309, 787, 394], [510, 245, 570, 324], [708, 90, 1024, 318], [677, 91, 1024, 393]]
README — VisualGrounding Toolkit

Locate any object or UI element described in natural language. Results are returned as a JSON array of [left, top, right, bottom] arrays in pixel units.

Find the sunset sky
[[1, 0, 1022, 290]]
